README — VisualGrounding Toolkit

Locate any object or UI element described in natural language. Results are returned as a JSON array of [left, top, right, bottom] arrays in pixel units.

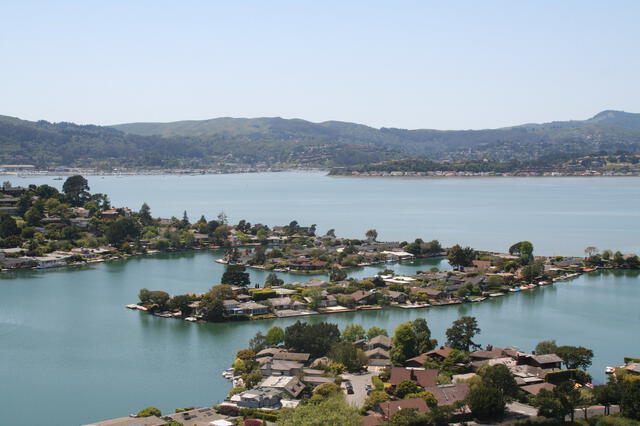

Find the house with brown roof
[[389, 367, 438, 388], [379, 398, 429, 419], [519, 353, 563, 370], [366, 335, 392, 351], [273, 352, 311, 363], [365, 347, 391, 367], [350, 290, 377, 305], [259, 375, 306, 398], [521, 382, 556, 396], [405, 346, 453, 367], [423, 383, 470, 406]]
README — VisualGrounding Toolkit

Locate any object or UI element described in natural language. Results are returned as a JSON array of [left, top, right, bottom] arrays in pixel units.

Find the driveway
[[342, 371, 377, 408]]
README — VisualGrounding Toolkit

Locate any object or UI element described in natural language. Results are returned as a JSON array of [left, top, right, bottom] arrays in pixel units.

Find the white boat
[[605, 366, 615, 374]]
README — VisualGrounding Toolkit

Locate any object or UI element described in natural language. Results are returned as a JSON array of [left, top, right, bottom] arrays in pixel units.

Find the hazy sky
[[2, 1, 639, 129]]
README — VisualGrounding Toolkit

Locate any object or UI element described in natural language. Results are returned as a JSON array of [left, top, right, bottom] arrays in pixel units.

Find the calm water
[[1, 173, 639, 425], [16, 172, 640, 256]]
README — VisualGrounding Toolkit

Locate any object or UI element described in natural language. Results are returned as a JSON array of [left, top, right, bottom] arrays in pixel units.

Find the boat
[[221, 368, 234, 379], [184, 317, 197, 322], [605, 366, 615, 374], [471, 297, 487, 302], [489, 293, 504, 297], [509, 287, 521, 292]]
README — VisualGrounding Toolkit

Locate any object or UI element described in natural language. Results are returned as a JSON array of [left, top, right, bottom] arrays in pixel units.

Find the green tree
[[412, 318, 437, 354], [328, 341, 367, 372], [220, 264, 250, 286], [395, 379, 421, 398], [447, 244, 476, 270], [24, 206, 43, 226], [168, 294, 193, 316], [264, 272, 284, 287], [365, 229, 378, 241], [62, 175, 90, 207], [105, 217, 141, 245], [467, 383, 506, 420], [284, 321, 341, 358], [367, 326, 388, 340], [391, 322, 418, 365], [0, 215, 19, 238], [555, 345, 594, 370], [363, 390, 390, 411], [342, 324, 366, 342], [330, 267, 347, 282], [136, 406, 161, 417], [139, 202, 153, 225], [479, 364, 519, 399], [535, 340, 558, 355], [277, 394, 361, 426], [446, 316, 481, 352], [266, 326, 285, 346], [620, 378, 640, 420]]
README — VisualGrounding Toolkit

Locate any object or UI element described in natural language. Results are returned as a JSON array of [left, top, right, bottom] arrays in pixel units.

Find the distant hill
[[1, 110, 640, 169], [111, 110, 640, 161]]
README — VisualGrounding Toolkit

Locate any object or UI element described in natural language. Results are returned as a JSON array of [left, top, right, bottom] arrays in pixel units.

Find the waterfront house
[[366, 335, 392, 352], [519, 353, 563, 370], [230, 388, 282, 409], [259, 375, 305, 398], [235, 302, 269, 316], [287, 257, 329, 271], [389, 367, 438, 388], [350, 290, 376, 305], [260, 359, 304, 376], [0, 256, 36, 270], [222, 299, 240, 314], [384, 290, 408, 303], [379, 398, 428, 420]]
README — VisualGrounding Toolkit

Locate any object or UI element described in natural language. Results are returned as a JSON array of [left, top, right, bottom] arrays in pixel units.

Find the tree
[[277, 394, 361, 426], [555, 345, 594, 370], [620, 378, 640, 420], [479, 364, 519, 399], [330, 267, 347, 282], [391, 322, 418, 365], [284, 321, 341, 358], [363, 390, 390, 410], [24, 206, 43, 226], [532, 388, 566, 421], [365, 229, 378, 241], [217, 211, 228, 225], [395, 379, 421, 398], [466, 384, 506, 420], [62, 175, 90, 206], [168, 294, 193, 316], [518, 241, 534, 264], [342, 324, 366, 342], [0, 215, 19, 238], [328, 342, 367, 372], [367, 326, 388, 340], [326, 229, 336, 238], [139, 202, 153, 225], [446, 316, 481, 351], [584, 246, 598, 257], [522, 260, 544, 282], [535, 340, 557, 355], [249, 331, 268, 353], [105, 217, 142, 245], [412, 318, 437, 354], [136, 406, 161, 417], [266, 326, 285, 346], [447, 244, 476, 270], [220, 264, 250, 286]]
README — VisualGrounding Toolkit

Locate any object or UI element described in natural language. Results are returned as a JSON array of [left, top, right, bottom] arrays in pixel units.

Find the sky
[[2, 0, 640, 130]]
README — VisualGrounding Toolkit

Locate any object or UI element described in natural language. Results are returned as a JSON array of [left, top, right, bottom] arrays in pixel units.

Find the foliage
[[221, 264, 251, 286], [264, 272, 284, 287], [555, 345, 594, 370], [363, 390, 390, 410], [447, 244, 476, 270], [467, 383, 506, 420], [342, 324, 366, 342], [367, 326, 388, 339], [445, 316, 481, 351], [284, 321, 341, 358], [277, 394, 361, 426], [265, 326, 285, 346], [478, 364, 519, 399], [136, 406, 161, 417], [395, 379, 422, 398], [535, 340, 558, 355]]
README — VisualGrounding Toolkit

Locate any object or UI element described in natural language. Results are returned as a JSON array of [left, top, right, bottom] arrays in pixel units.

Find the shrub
[[136, 406, 161, 417]]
